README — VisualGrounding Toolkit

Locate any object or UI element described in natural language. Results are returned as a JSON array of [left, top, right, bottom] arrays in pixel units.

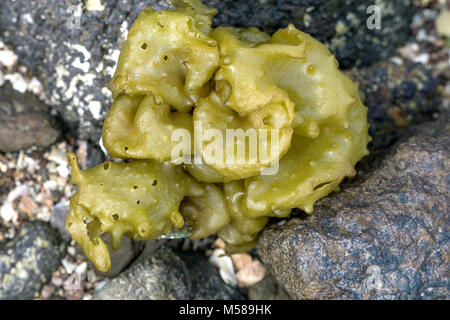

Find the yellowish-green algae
[[66, 0, 370, 271]]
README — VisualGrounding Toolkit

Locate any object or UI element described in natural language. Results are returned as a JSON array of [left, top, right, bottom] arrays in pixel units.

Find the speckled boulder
[[93, 246, 243, 300], [0, 221, 66, 300], [0, 84, 61, 152], [258, 118, 449, 300]]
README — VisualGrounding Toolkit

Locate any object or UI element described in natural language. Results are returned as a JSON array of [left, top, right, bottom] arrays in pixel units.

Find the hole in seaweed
[[141, 42, 147, 50], [82, 217, 89, 224], [163, 54, 168, 61], [137, 200, 141, 205], [86, 217, 102, 241], [313, 181, 332, 191], [125, 146, 129, 151], [112, 214, 119, 221], [133, 185, 138, 189], [152, 180, 158, 186]]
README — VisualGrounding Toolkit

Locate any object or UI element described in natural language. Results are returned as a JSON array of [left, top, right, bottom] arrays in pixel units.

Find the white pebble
[[4, 73, 27, 93], [0, 49, 18, 68], [75, 262, 88, 275], [0, 202, 17, 223], [208, 248, 237, 287]]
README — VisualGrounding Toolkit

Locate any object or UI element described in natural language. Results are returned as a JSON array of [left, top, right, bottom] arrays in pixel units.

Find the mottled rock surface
[[94, 246, 243, 300], [0, 84, 60, 152], [0, 0, 415, 141], [0, 221, 66, 300], [258, 118, 449, 299], [347, 61, 439, 151]]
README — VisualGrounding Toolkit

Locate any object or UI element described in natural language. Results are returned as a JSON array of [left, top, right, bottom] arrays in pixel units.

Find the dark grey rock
[[0, 0, 415, 141], [0, 83, 61, 152], [346, 61, 439, 152], [50, 200, 71, 242], [0, 221, 66, 300], [258, 118, 449, 300], [248, 274, 291, 300], [93, 246, 243, 300]]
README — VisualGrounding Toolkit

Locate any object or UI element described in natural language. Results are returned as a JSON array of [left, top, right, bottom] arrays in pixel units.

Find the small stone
[[42, 197, 54, 209], [40, 285, 55, 300], [0, 48, 18, 69], [209, 248, 237, 287], [76, 262, 88, 276], [231, 253, 253, 272], [6, 184, 29, 202], [18, 194, 37, 216], [83, 293, 93, 300], [46, 145, 68, 167], [51, 274, 63, 287], [213, 238, 226, 250], [235, 260, 266, 288], [0, 84, 61, 153], [0, 202, 16, 223], [67, 246, 76, 257]]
